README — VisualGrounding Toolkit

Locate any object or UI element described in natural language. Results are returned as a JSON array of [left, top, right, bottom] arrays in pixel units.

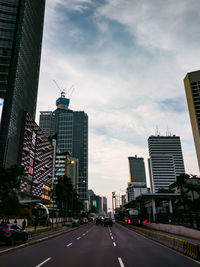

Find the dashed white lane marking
[[67, 243, 72, 247], [111, 236, 113, 240], [113, 242, 116, 247], [110, 232, 112, 235], [118, 257, 125, 267], [83, 233, 86, 236], [77, 237, 81, 240], [35, 258, 51, 267]]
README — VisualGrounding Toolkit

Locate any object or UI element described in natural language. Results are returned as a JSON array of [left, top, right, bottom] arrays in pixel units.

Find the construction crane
[[53, 80, 75, 99]]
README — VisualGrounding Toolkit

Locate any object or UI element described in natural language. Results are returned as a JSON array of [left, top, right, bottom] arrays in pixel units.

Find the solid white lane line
[[113, 242, 116, 247], [77, 237, 81, 240], [118, 257, 125, 267], [35, 258, 51, 267], [67, 243, 72, 247]]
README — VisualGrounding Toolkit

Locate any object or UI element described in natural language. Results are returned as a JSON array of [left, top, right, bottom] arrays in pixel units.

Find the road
[[0, 222, 199, 267]]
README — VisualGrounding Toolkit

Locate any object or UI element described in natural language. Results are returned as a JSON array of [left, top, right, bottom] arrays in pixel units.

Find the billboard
[[92, 200, 97, 207], [0, 98, 4, 126]]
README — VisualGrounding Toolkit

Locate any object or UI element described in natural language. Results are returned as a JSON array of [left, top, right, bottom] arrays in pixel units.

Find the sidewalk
[[26, 223, 65, 233]]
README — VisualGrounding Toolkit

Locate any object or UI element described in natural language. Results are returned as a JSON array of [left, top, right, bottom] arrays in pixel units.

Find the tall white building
[[148, 135, 185, 192]]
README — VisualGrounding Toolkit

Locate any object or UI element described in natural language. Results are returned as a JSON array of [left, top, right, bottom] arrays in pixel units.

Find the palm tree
[[55, 176, 74, 220], [157, 188, 174, 193], [175, 174, 190, 210], [55, 175, 83, 220], [185, 183, 197, 202]]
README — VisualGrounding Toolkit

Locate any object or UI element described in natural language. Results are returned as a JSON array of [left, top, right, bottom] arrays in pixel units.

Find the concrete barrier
[[120, 222, 199, 260]]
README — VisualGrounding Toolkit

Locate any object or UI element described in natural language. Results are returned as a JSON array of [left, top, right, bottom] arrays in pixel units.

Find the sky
[[36, 0, 200, 209]]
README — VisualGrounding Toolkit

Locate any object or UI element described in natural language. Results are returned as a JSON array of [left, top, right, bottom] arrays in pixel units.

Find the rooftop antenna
[[53, 80, 66, 98], [166, 126, 171, 136], [155, 125, 160, 136]]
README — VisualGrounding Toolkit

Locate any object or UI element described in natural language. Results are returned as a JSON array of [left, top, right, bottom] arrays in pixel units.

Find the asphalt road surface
[[0, 222, 199, 267]]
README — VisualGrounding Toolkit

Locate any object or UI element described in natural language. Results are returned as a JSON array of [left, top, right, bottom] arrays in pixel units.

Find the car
[[0, 223, 28, 245], [96, 217, 103, 225], [72, 219, 80, 227], [112, 218, 116, 224], [104, 218, 113, 227]]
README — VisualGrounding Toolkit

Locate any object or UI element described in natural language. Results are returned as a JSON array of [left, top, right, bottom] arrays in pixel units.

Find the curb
[[0, 227, 77, 256], [119, 222, 199, 260]]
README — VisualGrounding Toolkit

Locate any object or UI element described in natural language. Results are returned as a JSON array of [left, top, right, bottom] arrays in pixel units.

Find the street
[[0, 222, 199, 267]]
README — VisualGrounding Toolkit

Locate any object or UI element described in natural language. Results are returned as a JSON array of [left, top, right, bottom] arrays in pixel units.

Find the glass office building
[[0, 0, 45, 166], [184, 70, 200, 171], [40, 95, 88, 202]]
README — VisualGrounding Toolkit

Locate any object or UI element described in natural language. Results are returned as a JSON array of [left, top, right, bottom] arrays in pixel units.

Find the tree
[[185, 183, 196, 202], [174, 174, 190, 210], [0, 164, 24, 217], [157, 188, 174, 193], [55, 176, 82, 219], [89, 206, 97, 214]]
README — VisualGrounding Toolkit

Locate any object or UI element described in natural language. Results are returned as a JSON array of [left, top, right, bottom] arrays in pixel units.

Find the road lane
[[0, 223, 95, 267], [0, 222, 199, 267], [111, 223, 200, 267]]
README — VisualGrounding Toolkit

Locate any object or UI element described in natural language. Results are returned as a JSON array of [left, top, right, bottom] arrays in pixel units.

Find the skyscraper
[[39, 95, 88, 203], [184, 70, 200, 171], [128, 155, 147, 185], [0, 0, 45, 166], [148, 135, 185, 192], [128, 156, 147, 200]]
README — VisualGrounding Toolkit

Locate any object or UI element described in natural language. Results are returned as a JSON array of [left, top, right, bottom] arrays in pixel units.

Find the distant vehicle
[[72, 219, 80, 227], [96, 217, 103, 225], [104, 217, 113, 227], [0, 224, 28, 245], [80, 217, 88, 224], [124, 208, 143, 226], [112, 218, 116, 224], [114, 213, 121, 222]]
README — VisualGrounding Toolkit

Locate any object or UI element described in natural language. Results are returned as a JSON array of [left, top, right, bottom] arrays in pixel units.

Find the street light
[[112, 192, 116, 215]]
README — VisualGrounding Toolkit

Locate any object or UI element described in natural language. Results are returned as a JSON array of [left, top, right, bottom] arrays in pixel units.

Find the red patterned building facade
[[18, 112, 53, 202]]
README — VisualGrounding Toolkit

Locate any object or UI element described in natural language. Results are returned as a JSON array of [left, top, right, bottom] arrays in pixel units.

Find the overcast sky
[[36, 0, 200, 209]]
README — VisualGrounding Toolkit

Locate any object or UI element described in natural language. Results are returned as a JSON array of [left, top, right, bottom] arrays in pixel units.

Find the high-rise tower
[[184, 70, 200, 171], [127, 155, 147, 200], [0, 0, 45, 166], [148, 135, 185, 192], [128, 156, 147, 185], [39, 95, 88, 203]]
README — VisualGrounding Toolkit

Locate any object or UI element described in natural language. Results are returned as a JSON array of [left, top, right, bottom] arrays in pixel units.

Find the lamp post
[[112, 192, 115, 215]]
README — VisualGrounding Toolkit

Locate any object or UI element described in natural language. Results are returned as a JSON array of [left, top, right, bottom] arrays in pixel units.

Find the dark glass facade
[[128, 156, 147, 184], [0, 0, 45, 166], [39, 97, 88, 202]]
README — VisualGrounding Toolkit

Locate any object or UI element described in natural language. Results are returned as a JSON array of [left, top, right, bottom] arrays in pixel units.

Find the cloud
[[37, 0, 200, 206]]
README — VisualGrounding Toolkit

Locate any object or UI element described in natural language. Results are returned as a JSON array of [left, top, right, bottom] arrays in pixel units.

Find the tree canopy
[[55, 176, 83, 218], [0, 164, 24, 217]]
